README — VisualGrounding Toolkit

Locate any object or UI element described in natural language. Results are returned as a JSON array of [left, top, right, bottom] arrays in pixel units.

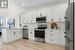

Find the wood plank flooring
[[0, 39, 65, 50]]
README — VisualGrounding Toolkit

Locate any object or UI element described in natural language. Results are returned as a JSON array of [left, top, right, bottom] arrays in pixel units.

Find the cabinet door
[[29, 29, 35, 40], [45, 29, 60, 45], [7, 30, 14, 42], [14, 29, 22, 40], [41, 8, 47, 16], [46, 8, 52, 22]]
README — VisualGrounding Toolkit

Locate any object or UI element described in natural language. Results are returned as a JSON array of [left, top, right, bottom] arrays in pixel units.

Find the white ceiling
[[10, 0, 67, 9]]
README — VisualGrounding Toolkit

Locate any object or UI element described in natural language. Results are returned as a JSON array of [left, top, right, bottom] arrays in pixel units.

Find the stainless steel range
[[34, 29, 45, 43], [34, 16, 47, 43]]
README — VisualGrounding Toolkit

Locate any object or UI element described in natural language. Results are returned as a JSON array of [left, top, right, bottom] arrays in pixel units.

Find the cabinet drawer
[[45, 36, 58, 41], [46, 32, 59, 36], [46, 39, 58, 44], [48, 39, 58, 44], [46, 30, 60, 34], [49, 38, 55, 41], [47, 39, 58, 44], [46, 36, 57, 40], [45, 35, 58, 38]]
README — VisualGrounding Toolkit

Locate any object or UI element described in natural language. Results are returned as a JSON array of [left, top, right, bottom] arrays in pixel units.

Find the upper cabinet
[[46, 8, 52, 22], [41, 8, 47, 16], [35, 9, 42, 17], [21, 4, 66, 24], [51, 6, 65, 22]]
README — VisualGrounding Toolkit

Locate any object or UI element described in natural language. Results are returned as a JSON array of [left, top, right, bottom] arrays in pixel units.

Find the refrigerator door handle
[[64, 32, 67, 34], [64, 36, 72, 42], [64, 17, 67, 19]]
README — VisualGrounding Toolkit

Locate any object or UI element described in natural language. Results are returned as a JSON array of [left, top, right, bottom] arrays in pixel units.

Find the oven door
[[35, 29, 45, 38]]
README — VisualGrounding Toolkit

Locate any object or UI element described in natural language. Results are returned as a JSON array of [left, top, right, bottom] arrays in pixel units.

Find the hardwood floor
[[0, 39, 65, 50]]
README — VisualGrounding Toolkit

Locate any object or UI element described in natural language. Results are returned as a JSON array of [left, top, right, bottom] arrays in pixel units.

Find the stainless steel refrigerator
[[65, 2, 75, 50]]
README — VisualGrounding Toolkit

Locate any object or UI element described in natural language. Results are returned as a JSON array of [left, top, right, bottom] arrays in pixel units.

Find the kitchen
[[0, 0, 74, 50], [20, 2, 66, 46]]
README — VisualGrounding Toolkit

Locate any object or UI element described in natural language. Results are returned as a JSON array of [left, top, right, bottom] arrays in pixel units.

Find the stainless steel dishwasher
[[22, 25, 28, 39]]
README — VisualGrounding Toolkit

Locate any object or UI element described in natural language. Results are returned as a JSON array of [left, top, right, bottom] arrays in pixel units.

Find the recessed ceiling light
[[22, 3, 25, 6]]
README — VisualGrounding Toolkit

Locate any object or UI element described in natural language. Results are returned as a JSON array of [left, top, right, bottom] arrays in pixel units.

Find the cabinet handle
[[50, 39, 54, 41], [14, 32, 16, 35], [30, 32, 32, 34], [50, 35, 54, 36], [64, 17, 67, 19], [64, 32, 67, 34]]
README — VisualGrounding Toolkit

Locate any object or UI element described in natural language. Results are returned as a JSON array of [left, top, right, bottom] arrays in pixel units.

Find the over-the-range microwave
[[36, 16, 46, 23]]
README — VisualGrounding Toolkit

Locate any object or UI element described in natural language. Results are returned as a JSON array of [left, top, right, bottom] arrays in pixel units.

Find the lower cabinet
[[28, 29, 35, 40], [7, 30, 14, 42], [45, 29, 65, 46], [14, 29, 22, 40], [2, 28, 22, 43]]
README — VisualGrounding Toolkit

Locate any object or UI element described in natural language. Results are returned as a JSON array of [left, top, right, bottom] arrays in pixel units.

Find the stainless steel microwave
[[36, 16, 46, 23]]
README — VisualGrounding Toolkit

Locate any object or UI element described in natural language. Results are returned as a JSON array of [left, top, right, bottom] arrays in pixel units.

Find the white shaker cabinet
[[28, 24, 35, 40], [2, 28, 22, 43], [14, 29, 22, 40], [46, 8, 52, 22], [29, 28, 35, 40], [45, 29, 64, 46], [7, 29, 15, 42]]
